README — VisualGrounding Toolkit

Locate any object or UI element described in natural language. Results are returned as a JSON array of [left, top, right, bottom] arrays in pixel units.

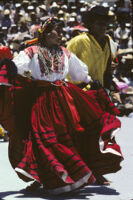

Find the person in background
[[114, 22, 131, 49], [67, 6, 121, 102], [1, 9, 12, 29]]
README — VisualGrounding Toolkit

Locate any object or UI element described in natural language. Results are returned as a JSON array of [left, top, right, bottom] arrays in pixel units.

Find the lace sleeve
[[13, 50, 31, 75]]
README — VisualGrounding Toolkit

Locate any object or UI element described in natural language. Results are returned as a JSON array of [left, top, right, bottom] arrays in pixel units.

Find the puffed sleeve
[[68, 52, 92, 83], [13, 49, 31, 75]]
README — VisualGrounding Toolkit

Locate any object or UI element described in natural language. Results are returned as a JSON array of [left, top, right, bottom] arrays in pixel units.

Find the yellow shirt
[[67, 33, 111, 86]]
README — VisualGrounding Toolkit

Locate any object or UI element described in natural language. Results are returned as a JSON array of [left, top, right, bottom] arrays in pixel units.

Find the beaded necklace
[[38, 46, 63, 77]]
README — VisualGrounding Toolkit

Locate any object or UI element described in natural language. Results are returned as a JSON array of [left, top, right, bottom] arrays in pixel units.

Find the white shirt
[[13, 46, 91, 83]]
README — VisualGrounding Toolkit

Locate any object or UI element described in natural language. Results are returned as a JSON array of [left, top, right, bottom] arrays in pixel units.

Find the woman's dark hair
[[38, 22, 54, 44], [38, 19, 62, 44]]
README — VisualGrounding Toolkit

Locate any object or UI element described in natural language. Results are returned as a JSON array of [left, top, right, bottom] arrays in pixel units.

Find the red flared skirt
[[0, 73, 123, 194]]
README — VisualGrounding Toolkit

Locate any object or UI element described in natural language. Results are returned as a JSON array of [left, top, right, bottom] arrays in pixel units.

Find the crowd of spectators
[[0, 0, 132, 53]]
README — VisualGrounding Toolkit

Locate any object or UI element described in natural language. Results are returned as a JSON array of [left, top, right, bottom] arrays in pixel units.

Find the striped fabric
[[0, 65, 9, 83], [0, 68, 123, 194]]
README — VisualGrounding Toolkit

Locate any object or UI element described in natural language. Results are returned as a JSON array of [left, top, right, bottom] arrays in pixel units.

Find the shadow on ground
[[0, 185, 120, 200]]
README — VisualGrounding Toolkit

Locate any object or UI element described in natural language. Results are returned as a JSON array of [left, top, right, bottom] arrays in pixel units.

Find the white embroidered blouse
[[13, 46, 91, 83]]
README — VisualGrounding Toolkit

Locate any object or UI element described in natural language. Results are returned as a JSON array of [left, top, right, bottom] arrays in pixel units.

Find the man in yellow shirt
[[67, 6, 121, 185], [67, 6, 118, 91]]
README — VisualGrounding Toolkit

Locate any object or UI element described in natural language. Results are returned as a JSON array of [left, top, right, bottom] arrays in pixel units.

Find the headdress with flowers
[[38, 17, 59, 34], [24, 17, 59, 47]]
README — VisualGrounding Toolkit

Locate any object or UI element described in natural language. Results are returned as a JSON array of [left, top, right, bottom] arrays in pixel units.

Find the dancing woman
[[0, 17, 123, 195]]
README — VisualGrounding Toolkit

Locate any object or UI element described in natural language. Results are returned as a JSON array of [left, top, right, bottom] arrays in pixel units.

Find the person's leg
[[93, 173, 111, 185], [25, 181, 42, 191]]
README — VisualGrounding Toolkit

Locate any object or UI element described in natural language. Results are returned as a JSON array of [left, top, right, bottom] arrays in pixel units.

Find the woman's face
[[44, 25, 63, 48]]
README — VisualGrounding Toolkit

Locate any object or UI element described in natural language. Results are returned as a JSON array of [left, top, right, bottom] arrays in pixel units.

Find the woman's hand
[[90, 80, 102, 90]]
